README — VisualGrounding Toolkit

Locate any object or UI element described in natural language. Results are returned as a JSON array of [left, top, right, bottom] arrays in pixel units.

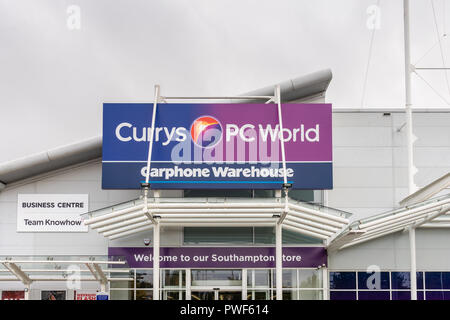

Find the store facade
[[1, 70, 450, 300]]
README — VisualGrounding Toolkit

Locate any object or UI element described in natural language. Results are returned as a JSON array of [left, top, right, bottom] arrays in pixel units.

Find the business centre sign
[[102, 103, 332, 189], [17, 194, 89, 232]]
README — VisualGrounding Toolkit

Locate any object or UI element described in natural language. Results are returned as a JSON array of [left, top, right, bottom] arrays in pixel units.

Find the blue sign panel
[[102, 103, 333, 189]]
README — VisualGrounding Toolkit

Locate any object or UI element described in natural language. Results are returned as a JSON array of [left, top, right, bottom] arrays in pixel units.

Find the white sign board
[[17, 194, 88, 232]]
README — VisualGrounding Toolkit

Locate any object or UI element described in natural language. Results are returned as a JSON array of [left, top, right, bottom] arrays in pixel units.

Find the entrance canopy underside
[[0, 257, 129, 285], [83, 193, 450, 251], [83, 197, 351, 243]]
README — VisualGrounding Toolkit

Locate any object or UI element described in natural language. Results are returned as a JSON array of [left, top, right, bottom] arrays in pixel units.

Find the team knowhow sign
[[17, 194, 88, 232], [102, 103, 333, 189]]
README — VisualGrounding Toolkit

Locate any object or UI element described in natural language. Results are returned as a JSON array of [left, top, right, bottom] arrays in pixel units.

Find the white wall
[[329, 111, 450, 219], [328, 111, 450, 270]]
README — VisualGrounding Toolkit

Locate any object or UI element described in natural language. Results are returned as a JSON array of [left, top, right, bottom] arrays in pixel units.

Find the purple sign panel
[[108, 247, 327, 268]]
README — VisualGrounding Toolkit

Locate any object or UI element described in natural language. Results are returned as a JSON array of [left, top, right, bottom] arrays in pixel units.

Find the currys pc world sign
[[102, 103, 333, 189]]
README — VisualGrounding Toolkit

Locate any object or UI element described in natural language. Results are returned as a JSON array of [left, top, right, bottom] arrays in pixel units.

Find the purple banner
[[108, 247, 327, 268]]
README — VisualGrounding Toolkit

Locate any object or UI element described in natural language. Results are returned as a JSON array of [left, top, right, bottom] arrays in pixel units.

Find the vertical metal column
[[275, 222, 282, 300], [275, 85, 288, 186], [274, 84, 286, 301], [153, 219, 160, 300], [142, 85, 161, 221], [404, 0, 418, 301], [242, 269, 248, 300], [186, 269, 191, 300], [145, 85, 160, 185], [409, 226, 417, 300], [24, 284, 30, 300], [322, 267, 329, 300], [403, 0, 417, 195]]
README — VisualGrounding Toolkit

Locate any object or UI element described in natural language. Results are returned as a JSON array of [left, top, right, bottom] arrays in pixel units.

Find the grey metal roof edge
[[0, 136, 102, 186], [0, 69, 332, 186], [242, 69, 332, 102]]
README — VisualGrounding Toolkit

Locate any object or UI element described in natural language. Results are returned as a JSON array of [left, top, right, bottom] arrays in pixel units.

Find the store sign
[[75, 291, 97, 300], [108, 247, 327, 268], [96, 292, 109, 300], [17, 194, 88, 232], [102, 103, 333, 189], [1, 291, 25, 300]]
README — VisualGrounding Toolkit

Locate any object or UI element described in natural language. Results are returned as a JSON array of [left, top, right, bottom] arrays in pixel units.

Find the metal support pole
[[145, 85, 160, 184], [403, 0, 417, 194], [275, 222, 282, 300], [275, 85, 288, 187], [186, 269, 191, 300], [409, 226, 417, 300], [242, 269, 248, 300], [275, 84, 291, 225], [141, 85, 161, 222], [322, 267, 329, 300], [24, 284, 30, 300], [153, 219, 160, 300]]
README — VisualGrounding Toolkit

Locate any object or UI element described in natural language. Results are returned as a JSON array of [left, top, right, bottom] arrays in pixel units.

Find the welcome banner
[[102, 103, 332, 189], [108, 246, 327, 268]]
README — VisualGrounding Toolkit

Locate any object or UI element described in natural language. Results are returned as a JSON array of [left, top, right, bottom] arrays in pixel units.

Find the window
[[289, 190, 314, 202], [391, 271, 424, 289], [136, 270, 153, 288], [191, 269, 242, 287], [184, 189, 253, 198], [183, 189, 320, 202], [424, 272, 450, 300], [41, 291, 66, 300], [247, 269, 323, 300], [329, 271, 430, 300], [330, 272, 356, 290], [184, 226, 323, 245], [110, 270, 135, 289], [330, 291, 356, 300], [136, 290, 153, 300], [184, 227, 253, 244], [358, 272, 390, 290], [161, 269, 186, 300], [425, 272, 450, 289], [110, 290, 134, 300]]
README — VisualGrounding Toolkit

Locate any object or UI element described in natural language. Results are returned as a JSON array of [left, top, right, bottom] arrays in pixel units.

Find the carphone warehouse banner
[[102, 103, 332, 189]]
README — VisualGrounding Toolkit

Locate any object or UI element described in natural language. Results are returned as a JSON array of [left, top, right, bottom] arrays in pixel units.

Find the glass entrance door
[[190, 269, 243, 300], [217, 290, 241, 301], [191, 289, 241, 300], [191, 291, 215, 300]]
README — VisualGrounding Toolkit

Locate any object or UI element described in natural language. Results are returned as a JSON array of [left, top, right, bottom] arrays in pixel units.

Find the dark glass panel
[[329, 272, 356, 289], [330, 291, 356, 300], [358, 291, 390, 300], [358, 272, 390, 290]]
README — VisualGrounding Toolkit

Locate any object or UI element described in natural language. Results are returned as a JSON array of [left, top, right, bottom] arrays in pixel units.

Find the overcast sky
[[1, 0, 449, 162]]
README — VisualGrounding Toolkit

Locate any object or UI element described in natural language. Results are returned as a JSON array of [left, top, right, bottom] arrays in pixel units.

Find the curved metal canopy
[[83, 197, 350, 242]]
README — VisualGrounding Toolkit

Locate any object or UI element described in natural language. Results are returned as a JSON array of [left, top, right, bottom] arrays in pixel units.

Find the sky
[[0, 0, 449, 162]]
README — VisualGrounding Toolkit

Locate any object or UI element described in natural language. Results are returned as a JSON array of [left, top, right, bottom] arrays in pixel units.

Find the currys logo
[[190, 116, 223, 148]]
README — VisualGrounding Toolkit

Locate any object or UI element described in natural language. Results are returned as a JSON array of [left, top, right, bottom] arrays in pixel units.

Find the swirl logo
[[190, 116, 223, 148]]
